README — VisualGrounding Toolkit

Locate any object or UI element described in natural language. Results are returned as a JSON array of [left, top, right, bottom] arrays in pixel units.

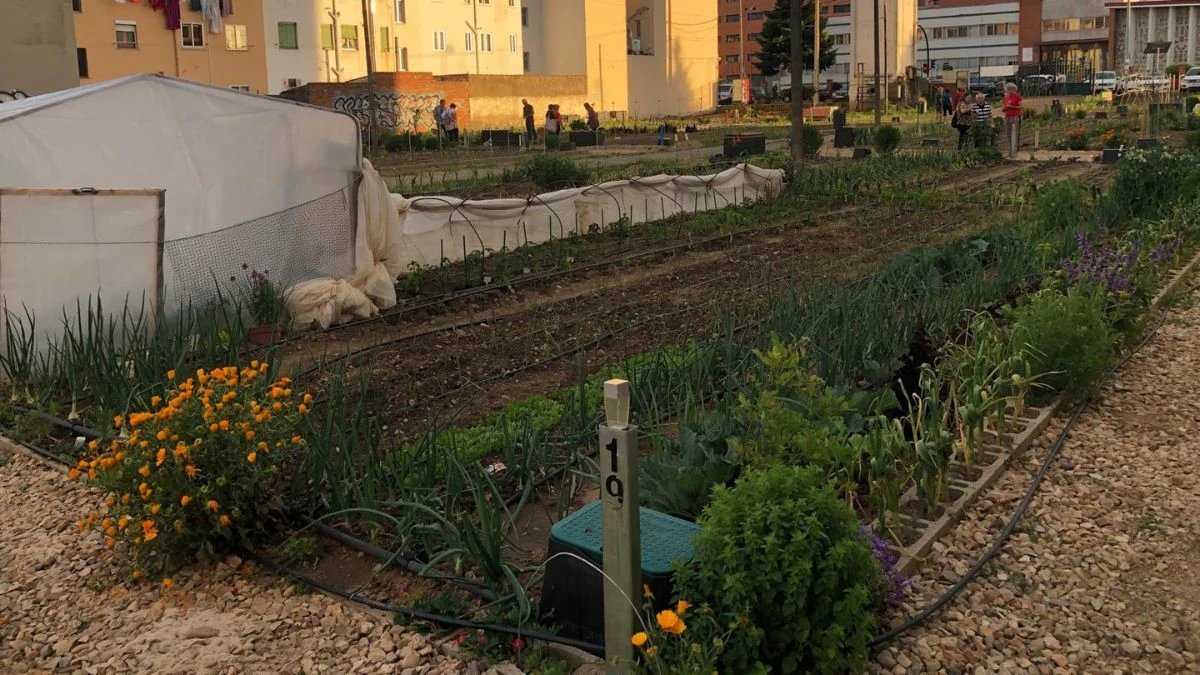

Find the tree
[[751, 0, 838, 78]]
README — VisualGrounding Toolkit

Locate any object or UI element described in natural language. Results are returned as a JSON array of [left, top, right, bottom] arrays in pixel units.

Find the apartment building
[[262, 0, 523, 94], [717, 0, 776, 86], [72, 0, 267, 92], [522, 0, 719, 117], [0, 0, 79, 96]]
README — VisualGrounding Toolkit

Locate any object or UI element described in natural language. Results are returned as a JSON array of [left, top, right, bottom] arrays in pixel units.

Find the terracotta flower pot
[[247, 324, 282, 346]]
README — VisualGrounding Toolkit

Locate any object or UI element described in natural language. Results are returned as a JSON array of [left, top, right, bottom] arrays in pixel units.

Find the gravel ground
[[870, 292, 1200, 674], [0, 451, 527, 675]]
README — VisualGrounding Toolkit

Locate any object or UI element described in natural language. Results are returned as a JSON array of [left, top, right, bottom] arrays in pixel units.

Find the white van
[[1090, 71, 1117, 92], [717, 81, 734, 106]]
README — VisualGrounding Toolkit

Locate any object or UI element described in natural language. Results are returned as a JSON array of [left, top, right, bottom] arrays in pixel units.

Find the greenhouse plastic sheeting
[[287, 162, 785, 330], [394, 162, 785, 269]]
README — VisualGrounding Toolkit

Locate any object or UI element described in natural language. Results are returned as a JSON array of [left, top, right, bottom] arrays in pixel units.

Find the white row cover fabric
[[289, 163, 785, 330]]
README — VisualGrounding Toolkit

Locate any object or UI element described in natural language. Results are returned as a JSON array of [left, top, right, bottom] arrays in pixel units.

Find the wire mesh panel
[[164, 188, 355, 311]]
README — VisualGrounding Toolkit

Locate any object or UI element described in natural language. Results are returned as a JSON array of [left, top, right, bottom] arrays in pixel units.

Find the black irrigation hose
[[11, 404, 102, 439], [251, 552, 606, 656], [867, 308, 1169, 649]]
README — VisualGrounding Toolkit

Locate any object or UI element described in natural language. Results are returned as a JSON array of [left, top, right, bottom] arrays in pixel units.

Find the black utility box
[[481, 130, 523, 147], [570, 130, 605, 147]]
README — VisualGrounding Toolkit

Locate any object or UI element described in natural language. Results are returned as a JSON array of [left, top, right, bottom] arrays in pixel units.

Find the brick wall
[[276, 72, 588, 133]]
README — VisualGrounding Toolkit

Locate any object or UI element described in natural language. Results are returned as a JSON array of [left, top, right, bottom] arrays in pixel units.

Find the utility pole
[[790, 0, 805, 162], [813, 0, 821, 105], [361, 0, 378, 154], [872, 0, 882, 126], [738, 0, 746, 93]]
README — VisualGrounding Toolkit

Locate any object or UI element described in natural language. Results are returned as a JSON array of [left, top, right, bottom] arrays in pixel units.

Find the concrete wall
[[467, 73, 588, 128], [74, 0, 268, 92], [404, 0, 524, 76], [626, 0, 718, 117], [850, 0, 918, 95], [0, 0, 79, 95]]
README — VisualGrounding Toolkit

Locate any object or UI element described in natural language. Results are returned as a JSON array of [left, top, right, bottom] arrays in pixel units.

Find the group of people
[[521, 99, 601, 143], [935, 83, 1023, 157], [431, 99, 460, 143]]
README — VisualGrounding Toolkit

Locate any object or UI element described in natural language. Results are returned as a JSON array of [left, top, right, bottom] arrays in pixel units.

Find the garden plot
[[15, 146, 1194, 674]]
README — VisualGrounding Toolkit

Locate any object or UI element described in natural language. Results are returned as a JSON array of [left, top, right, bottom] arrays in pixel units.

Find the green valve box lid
[[549, 501, 701, 576]]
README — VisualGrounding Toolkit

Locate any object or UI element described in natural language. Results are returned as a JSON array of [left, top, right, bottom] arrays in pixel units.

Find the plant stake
[[601, 378, 640, 674]]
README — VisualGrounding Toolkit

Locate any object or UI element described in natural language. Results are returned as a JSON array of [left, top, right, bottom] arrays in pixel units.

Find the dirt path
[[869, 291, 1200, 673], [278, 160, 1105, 438], [0, 444, 511, 675]]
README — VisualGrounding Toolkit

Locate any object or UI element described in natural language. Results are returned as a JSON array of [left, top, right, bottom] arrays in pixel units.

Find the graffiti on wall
[[0, 90, 29, 104], [331, 92, 444, 133]]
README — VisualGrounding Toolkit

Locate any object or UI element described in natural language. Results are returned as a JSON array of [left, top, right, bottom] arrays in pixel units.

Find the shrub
[[73, 364, 309, 575], [383, 133, 407, 153], [1057, 127, 1089, 151], [1007, 290, 1116, 401], [425, 135, 443, 151], [873, 125, 902, 154], [544, 134, 561, 151], [1185, 130, 1200, 152], [568, 118, 588, 131], [801, 123, 823, 158], [518, 152, 589, 189], [674, 466, 882, 674]]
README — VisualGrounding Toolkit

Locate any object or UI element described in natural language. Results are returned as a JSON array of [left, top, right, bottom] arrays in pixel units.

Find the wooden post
[[600, 379, 640, 675]]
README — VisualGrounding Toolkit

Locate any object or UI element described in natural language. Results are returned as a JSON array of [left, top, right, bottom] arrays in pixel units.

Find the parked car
[[775, 86, 815, 103], [819, 84, 849, 102], [1181, 66, 1200, 93], [717, 81, 734, 106], [1085, 70, 1118, 92], [970, 76, 1002, 98]]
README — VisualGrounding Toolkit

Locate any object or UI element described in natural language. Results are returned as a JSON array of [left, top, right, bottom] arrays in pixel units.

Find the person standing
[[433, 99, 447, 139], [1001, 82, 1023, 159], [544, 104, 558, 138], [934, 87, 946, 121], [443, 102, 460, 144], [584, 102, 600, 131], [971, 93, 993, 149], [952, 85, 967, 110], [952, 95, 974, 150], [551, 104, 564, 134], [522, 98, 536, 144], [941, 87, 953, 121]]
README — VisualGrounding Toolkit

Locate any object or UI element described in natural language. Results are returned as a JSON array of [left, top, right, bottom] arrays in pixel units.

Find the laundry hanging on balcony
[[147, 0, 182, 31]]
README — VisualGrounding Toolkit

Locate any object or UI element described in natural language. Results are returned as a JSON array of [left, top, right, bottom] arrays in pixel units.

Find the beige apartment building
[[73, 0, 269, 93], [521, 0, 719, 118], [0, 0, 80, 96], [262, 0, 524, 95]]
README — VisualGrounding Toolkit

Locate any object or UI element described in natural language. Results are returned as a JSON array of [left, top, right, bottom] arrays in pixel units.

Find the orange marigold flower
[[185, 465, 197, 478], [218, 420, 230, 431], [113, 415, 124, 428], [87, 440, 99, 451], [219, 515, 231, 527], [138, 465, 151, 477], [656, 610, 685, 635], [174, 520, 184, 533], [207, 499, 219, 511], [298, 404, 309, 415], [87, 468, 96, 480], [118, 515, 131, 529], [150, 504, 161, 515], [291, 435, 302, 445], [272, 402, 282, 412], [121, 494, 131, 505], [105, 538, 115, 549], [676, 600, 689, 615], [245, 430, 256, 441], [257, 441, 268, 452], [105, 526, 118, 537], [141, 519, 158, 542], [131, 570, 142, 580], [303, 393, 313, 404], [209, 423, 219, 433], [150, 395, 162, 408], [105, 495, 116, 507], [155, 448, 167, 466], [68, 468, 80, 480], [162, 578, 173, 589], [174, 444, 187, 457], [645, 647, 657, 657], [167, 370, 176, 380], [247, 452, 257, 464], [631, 632, 649, 648], [155, 430, 168, 441], [181, 495, 192, 506]]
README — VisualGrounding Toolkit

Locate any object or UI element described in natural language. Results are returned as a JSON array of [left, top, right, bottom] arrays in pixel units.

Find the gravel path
[[0, 450, 523, 675], [870, 291, 1200, 674]]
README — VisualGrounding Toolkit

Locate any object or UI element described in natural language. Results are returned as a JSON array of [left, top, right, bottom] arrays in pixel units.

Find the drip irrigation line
[[11, 404, 101, 439], [250, 552, 606, 656], [867, 308, 1169, 649]]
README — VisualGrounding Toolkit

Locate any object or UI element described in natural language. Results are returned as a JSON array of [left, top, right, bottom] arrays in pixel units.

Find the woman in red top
[[1001, 82, 1023, 158]]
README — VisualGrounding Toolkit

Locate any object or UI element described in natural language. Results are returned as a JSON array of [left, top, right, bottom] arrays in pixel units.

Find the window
[[747, 11, 763, 20], [380, 26, 391, 51], [277, 22, 298, 49], [230, 85, 250, 92], [481, 33, 493, 52], [523, 51, 530, 71], [115, 21, 137, 49], [509, 34, 517, 52], [832, 4, 849, 14], [521, 7, 528, 26], [340, 24, 359, 50], [320, 23, 334, 50], [726, 14, 739, 22], [830, 33, 850, 46], [400, 46, 409, 70], [182, 23, 204, 47], [478, 0, 490, 4], [394, 0, 406, 22], [464, 32, 475, 51], [945, 26, 973, 38], [724, 54, 739, 63], [433, 30, 447, 51], [748, 32, 761, 41], [225, 24, 248, 50], [72, 0, 82, 11], [509, 0, 515, 5], [632, 20, 641, 38], [77, 48, 89, 78], [725, 34, 740, 43]]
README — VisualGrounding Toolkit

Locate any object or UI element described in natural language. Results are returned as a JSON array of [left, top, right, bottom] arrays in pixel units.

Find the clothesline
[[114, 0, 233, 33]]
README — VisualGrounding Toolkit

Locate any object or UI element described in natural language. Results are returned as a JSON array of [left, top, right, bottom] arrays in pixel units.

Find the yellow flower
[[676, 600, 689, 615], [131, 570, 142, 580], [656, 610, 686, 635], [181, 495, 192, 506], [219, 515, 231, 527], [247, 452, 257, 464], [631, 632, 649, 648]]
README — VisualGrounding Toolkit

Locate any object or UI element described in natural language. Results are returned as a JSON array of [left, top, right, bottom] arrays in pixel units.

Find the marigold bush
[[73, 362, 308, 574]]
